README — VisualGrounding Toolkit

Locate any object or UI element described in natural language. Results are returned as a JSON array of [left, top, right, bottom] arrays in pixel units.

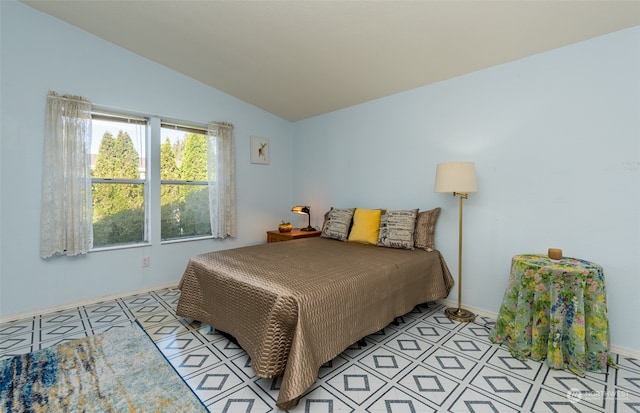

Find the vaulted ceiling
[[22, 1, 640, 121]]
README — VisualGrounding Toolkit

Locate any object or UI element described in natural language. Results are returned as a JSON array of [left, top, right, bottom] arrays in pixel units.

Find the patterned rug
[[0, 322, 206, 412]]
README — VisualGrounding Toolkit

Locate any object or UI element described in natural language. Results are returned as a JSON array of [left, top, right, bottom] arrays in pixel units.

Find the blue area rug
[[0, 322, 207, 412]]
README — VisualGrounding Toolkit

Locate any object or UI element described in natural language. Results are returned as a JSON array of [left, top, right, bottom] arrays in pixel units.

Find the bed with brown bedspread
[[176, 236, 454, 409]]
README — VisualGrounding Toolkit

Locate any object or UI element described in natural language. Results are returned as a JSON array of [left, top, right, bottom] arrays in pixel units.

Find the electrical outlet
[[142, 257, 150, 267]]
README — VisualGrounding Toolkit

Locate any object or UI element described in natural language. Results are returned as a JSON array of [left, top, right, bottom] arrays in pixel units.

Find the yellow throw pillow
[[348, 208, 382, 245]]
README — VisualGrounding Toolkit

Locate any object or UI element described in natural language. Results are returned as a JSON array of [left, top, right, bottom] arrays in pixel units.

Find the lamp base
[[444, 307, 476, 323], [300, 226, 315, 231]]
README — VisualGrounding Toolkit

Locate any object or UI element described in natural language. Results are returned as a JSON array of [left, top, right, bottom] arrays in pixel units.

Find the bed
[[176, 234, 454, 409]]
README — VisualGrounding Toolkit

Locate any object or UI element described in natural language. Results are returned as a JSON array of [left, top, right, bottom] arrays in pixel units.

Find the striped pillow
[[414, 207, 441, 252]]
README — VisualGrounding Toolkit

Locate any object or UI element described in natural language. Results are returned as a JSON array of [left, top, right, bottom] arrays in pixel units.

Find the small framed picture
[[250, 136, 269, 164]]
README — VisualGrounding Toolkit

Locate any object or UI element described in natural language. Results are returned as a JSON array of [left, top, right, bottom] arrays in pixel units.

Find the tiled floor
[[1, 287, 639, 412]]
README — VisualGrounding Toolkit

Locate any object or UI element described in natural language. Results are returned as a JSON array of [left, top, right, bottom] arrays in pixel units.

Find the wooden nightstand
[[266, 228, 322, 243]]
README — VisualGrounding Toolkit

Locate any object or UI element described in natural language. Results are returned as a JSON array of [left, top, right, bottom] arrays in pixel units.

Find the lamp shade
[[291, 206, 310, 215], [434, 162, 478, 193]]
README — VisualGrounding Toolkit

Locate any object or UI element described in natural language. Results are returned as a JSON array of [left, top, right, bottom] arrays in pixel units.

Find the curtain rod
[[48, 91, 90, 103]]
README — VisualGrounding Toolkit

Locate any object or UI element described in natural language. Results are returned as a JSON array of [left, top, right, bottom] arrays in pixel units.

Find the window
[[86, 110, 231, 250], [90, 112, 148, 248], [160, 122, 211, 241]]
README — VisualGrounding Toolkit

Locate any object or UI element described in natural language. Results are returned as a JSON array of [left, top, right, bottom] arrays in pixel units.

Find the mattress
[[176, 236, 453, 409]]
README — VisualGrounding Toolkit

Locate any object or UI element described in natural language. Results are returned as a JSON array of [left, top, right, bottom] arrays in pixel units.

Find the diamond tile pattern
[[1, 288, 638, 412]]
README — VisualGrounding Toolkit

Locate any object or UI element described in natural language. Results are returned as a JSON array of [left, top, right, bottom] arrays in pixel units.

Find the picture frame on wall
[[250, 136, 269, 164]]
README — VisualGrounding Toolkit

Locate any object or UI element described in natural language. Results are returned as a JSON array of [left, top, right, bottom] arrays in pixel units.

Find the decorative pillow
[[414, 207, 441, 252], [321, 210, 330, 231], [321, 207, 355, 241], [377, 209, 418, 250], [348, 208, 382, 245]]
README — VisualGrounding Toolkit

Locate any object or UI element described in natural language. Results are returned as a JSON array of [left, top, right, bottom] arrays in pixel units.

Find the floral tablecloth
[[490, 254, 614, 376]]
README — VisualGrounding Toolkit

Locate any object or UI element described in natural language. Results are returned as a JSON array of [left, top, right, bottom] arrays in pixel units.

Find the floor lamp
[[434, 162, 478, 323]]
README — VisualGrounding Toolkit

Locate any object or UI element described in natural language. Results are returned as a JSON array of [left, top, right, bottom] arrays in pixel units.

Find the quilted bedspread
[[176, 237, 454, 409]]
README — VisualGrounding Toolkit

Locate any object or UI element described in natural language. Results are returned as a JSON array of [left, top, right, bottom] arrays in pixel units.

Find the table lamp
[[291, 206, 314, 231], [434, 162, 478, 322]]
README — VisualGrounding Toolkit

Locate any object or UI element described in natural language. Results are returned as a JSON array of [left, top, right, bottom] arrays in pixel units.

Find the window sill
[[161, 235, 214, 245], [89, 235, 215, 252], [90, 242, 151, 253]]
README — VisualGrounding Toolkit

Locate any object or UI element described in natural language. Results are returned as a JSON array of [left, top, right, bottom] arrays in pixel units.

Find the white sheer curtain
[[207, 122, 237, 238], [40, 91, 93, 258]]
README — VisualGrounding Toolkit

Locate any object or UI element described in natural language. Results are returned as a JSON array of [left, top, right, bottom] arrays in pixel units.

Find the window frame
[[159, 120, 212, 243], [90, 110, 150, 251], [87, 111, 217, 251]]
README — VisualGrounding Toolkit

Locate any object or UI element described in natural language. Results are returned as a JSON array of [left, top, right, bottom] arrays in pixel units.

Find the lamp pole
[[444, 192, 476, 322]]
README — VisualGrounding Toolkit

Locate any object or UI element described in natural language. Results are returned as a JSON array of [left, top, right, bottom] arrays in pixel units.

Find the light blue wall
[[0, 2, 293, 316], [292, 27, 640, 352]]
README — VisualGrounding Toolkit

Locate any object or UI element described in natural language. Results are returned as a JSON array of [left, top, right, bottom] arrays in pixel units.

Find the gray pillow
[[320, 207, 355, 241], [377, 209, 418, 250]]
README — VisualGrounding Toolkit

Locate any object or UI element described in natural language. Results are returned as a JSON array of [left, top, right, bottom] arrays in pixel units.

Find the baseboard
[[610, 344, 640, 360], [436, 299, 640, 360], [0, 282, 179, 324]]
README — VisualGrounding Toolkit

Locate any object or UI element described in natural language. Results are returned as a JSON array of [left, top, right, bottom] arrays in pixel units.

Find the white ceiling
[[22, 1, 640, 122]]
